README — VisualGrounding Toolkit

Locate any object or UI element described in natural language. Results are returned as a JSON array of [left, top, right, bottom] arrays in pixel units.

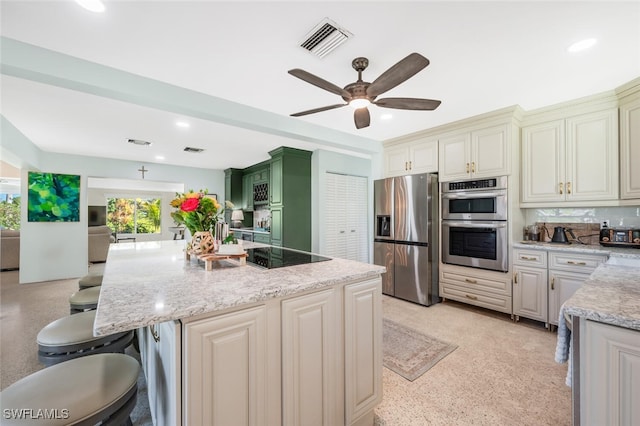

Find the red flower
[[181, 198, 200, 212]]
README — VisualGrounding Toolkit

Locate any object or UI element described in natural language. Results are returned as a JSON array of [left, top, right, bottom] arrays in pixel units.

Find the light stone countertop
[[512, 241, 640, 331], [93, 240, 385, 336], [564, 264, 640, 331]]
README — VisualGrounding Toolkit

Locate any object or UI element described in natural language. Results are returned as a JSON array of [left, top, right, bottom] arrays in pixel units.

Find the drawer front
[[440, 283, 512, 314], [440, 270, 511, 296], [253, 233, 270, 244], [513, 249, 547, 268], [549, 252, 607, 273]]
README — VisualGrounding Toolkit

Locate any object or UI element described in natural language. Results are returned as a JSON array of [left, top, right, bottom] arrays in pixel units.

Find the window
[[107, 197, 161, 234]]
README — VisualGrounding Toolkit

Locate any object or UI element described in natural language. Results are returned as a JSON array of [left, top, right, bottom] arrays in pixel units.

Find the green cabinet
[[224, 168, 243, 224], [268, 147, 311, 251], [253, 233, 270, 244], [241, 161, 270, 212], [242, 174, 254, 212]]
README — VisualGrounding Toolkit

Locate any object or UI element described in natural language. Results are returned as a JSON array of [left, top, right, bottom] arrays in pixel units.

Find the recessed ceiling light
[[176, 121, 190, 128], [567, 38, 597, 53], [381, 114, 393, 120], [75, 0, 105, 13], [155, 155, 166, 161]]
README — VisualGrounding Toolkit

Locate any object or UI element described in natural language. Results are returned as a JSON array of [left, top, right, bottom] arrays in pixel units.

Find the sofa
[[88, 225, 114, 263], [0, 229, 20, 270]]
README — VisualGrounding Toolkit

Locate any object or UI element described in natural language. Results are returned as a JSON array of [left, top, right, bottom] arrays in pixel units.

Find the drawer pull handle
[[471, 162, 476, 173], [567, 261, 587, 266], [520, 256, 536, 261], [559, 182, 563, 195], [465, 294, 478, 300], [551, 277, 555, 290], [513, 272, 518, 284], [567, 182, 571, 194], [466, 163, 470, 173], [465, 278, 478, 284], [150, 324, 160, 343]]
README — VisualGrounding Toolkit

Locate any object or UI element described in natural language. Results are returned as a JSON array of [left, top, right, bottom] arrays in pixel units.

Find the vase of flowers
[[170, 190, 233, 255]]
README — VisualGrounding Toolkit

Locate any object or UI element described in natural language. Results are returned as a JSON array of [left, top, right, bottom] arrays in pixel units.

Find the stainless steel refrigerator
[[373, 173, 439, 306]]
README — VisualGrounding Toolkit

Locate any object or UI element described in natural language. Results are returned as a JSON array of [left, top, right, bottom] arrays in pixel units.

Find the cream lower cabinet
[[138, 321, 182, 426], [548, 251, 607, 326], [439, 263, 512, 314], [282, 289, 340, 426], [183, 306, 269, 426], [580, 319, 640, 425], [172, 276, 382, 426], [512, 248, 548, 325]]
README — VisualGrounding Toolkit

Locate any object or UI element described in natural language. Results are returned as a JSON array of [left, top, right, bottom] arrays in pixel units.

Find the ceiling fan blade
[[374, 97, 441, 110], [290, 103, 348, 117], [354, 107, 371, 129], [366, 53, 430, 98], [288, 69, 351, 99]]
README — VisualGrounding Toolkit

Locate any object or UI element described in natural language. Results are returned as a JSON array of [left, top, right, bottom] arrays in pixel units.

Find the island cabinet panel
[[580, 320, 640, 426], [344, 279, 383, 426], [138, 321, 182, 426], [282, 289, 340, 426], [183, 306, 268, 426]]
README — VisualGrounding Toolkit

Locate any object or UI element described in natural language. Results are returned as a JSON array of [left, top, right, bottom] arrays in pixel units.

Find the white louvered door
[[325, 173, 368, 262]]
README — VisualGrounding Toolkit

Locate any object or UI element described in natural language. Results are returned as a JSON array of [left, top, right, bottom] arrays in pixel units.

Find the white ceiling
[[1, 1, 639, 171]]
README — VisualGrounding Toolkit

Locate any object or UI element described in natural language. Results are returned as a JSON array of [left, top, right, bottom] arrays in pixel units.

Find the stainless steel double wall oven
[[441, 176, 508, 272]]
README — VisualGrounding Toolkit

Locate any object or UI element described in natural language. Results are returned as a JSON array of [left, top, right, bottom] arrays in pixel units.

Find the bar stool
[[37, 310, 134, 366], [78, 274, 103, 290], [69, 286, 101, 314], [0, 353, 139, 426]]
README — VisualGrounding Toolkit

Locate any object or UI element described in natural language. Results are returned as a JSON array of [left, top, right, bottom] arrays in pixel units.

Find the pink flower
[[181, 198, 200, 212]]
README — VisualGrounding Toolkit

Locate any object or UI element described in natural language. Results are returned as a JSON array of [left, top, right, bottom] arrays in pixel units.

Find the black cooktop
[[246, 247, 331, 269]]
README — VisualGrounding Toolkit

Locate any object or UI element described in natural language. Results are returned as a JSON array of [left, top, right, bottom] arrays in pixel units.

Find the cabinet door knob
[[559, 182, 564, 195]]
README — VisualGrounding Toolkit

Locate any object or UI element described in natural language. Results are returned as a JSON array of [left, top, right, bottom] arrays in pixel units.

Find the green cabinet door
[[224, 168, 243, 223], [242, 174, 253, 212], [270, 156, 283, 206], [270, 207, 283, 247], [253, 233, 270, 244]]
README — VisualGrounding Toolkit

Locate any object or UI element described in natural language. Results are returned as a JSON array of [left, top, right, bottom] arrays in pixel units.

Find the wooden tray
[[186, 251, 248, 271]]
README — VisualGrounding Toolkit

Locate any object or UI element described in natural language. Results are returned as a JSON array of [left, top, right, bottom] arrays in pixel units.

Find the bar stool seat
[[69, 286, 101, 314], [37, 310, 134, 366], [0, 353, 139, 426], [78, 274, 103, 290]]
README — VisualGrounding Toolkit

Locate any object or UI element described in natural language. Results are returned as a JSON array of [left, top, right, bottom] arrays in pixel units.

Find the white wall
[[311, 150, 376, 260]]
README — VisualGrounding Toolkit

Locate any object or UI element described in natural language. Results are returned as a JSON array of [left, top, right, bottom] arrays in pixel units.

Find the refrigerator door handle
[[442, 221, 507, 229]]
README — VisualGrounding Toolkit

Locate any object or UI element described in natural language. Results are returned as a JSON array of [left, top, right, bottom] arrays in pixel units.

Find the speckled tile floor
[[375, 296, 572, 426], [1, 268, 571, 426]]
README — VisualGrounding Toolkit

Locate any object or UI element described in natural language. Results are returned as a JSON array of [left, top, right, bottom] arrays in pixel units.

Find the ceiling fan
[[288, 53, 441, 129]]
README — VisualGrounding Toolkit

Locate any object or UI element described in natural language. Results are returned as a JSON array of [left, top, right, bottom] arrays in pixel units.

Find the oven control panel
[[443, 176, 508, 192]]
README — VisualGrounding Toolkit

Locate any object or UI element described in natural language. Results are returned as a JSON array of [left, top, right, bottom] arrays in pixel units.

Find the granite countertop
[[93, 240, 385, 336], [564, 264, 640, 331], [513, 241, 640, 259]]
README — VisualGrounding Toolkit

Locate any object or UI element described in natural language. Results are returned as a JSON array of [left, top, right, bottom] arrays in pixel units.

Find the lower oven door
[[441, 220, 508, 272]]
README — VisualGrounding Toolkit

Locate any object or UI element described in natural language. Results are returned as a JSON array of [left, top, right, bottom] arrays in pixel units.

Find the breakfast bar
[[94, 240, 385, 426]]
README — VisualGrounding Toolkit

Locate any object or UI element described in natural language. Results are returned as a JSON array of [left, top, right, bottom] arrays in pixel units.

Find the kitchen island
[[94, 240, 385, 426], [563, 259, 640, 426]]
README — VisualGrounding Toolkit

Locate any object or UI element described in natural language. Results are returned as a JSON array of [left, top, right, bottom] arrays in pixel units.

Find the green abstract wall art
[[28, 172, 80, 222]]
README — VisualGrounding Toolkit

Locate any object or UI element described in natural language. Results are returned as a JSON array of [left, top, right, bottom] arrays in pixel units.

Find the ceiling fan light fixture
[[349, 98, 371, 109]]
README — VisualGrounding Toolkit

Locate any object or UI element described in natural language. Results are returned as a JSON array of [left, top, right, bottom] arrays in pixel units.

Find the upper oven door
[[441, 190, 507, 221]]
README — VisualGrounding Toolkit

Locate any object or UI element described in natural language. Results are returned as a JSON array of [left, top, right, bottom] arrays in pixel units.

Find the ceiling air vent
[[128, 138, 152, 146], [300, 18, 353, 58], [183, 147, 205, 153]]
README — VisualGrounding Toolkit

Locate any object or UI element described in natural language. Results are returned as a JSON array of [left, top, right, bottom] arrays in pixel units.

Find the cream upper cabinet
[[521, 108, 618, 205], [619, 95, 640, 199], [438, 123, 510, 182], [384, 138, 438, 177]]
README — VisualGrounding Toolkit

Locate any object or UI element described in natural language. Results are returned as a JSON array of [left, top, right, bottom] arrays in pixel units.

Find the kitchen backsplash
[[525, 207, 640, 245]]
